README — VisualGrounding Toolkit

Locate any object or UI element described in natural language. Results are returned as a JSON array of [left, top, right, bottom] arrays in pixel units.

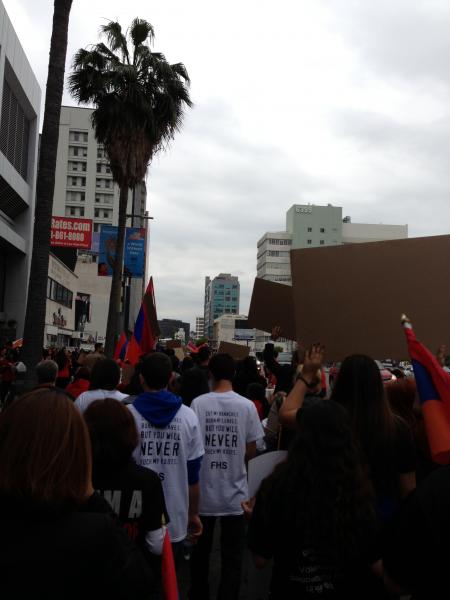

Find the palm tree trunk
[[21, 0, 73, 383], [104, 185, 128, 357]]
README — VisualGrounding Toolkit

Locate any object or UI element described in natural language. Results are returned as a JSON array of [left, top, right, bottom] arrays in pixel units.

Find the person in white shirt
[[75, 359, 128, 413], [190, 353, 264, 600], [128, 352, 204, 575]]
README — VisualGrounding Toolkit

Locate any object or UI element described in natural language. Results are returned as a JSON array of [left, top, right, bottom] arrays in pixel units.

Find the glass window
[[307, 240, 312, 245], [94, 209, 99, 217], [320, 227, 325, 233], [307, 227, 312, 232], [320, 240, 325, 245]]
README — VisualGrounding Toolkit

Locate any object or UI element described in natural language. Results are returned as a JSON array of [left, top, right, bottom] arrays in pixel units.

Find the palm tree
[[21, 0, 73, 381], [69, 19, 192, 357]]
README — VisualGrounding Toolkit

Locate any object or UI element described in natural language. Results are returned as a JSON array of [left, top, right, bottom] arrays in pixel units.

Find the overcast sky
[[5, 0, 450, 328]]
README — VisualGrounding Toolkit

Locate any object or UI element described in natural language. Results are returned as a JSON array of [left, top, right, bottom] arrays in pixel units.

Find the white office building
[[0, 1, 41, 339], [49, 106, 147, 344], [195, 316, 205, 339]]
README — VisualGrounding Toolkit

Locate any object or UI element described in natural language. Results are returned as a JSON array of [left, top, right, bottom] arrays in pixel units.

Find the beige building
[[45, 254, 78, 347], [213, 314, 256, 351]]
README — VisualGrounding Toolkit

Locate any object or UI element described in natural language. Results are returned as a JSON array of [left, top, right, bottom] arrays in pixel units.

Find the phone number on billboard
[[51, 231, 86, 241]]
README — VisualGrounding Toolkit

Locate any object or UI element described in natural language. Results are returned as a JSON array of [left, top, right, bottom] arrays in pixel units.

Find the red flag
[[161, 529, 178, 600], [402, 316, 450, 464], [113, 332, 128, 361], [126, 277, 160, 365]]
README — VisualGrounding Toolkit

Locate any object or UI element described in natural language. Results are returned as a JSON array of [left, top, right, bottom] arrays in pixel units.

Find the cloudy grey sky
[[5, 0, 450, 327]]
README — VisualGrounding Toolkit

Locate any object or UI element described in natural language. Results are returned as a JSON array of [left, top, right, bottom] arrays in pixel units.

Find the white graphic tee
[[129, 404, 204, 542], [191, 391, 264, 516]]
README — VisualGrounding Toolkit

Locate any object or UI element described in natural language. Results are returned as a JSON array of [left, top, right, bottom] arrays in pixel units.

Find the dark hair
[[36, 359, 58, 384], [330, 354, 397, 494], [180, 368, 209, 406], [181, 356, 194, 371], [0, 389, 91, 508], [54, 348, 68, 370], [140, 352, 172, 390], [386, 378, 417, 433], [89, 359, 120, 391], [73, 366, 90, 381], [247, 382, 270, 418], [94, 342, 103, 352], [209, 353, 235, 382], [263, 401, 375, 563], [84, 399, 138, 467], [196, 346, 211, 364]]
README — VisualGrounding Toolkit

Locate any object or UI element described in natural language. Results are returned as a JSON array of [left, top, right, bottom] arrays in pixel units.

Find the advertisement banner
[[125, 227, 145, 278], [98, 226, 145, 277], [50, 217, 92, 249], [98, 225, 118, 276]]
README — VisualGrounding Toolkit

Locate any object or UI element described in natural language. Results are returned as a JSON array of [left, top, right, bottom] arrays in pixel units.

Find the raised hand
[[302, 343, 325, 379]]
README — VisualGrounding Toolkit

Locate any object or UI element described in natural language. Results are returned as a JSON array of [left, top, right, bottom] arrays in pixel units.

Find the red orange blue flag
[[113, 332, 128, 361], [126, 277, 160, 365], [402, 315, 450, 464]]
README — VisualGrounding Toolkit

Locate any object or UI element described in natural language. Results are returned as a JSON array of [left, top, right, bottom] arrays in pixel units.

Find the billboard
[[50, 217, 92, 249], [125, 227, 145, 277], [98, 225, 145, 277]]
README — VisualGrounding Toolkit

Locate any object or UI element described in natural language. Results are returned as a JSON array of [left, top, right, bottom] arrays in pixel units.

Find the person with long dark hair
[[249, 399, 387, 599], [280, 351, 416, 519], [54, 348, 71, 388], [0, 388, 154, 599]]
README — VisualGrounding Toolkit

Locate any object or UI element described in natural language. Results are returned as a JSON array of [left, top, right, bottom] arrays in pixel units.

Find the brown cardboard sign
[[290, 234, 450, 360], [247, 278, 296, 340], [218, 341, 251, 360]]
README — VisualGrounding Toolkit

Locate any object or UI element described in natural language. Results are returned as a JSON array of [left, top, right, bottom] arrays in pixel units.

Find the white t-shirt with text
[[191, 390, 264, 516], [128, 404, 204, 543], [74, 389, 129, 413]]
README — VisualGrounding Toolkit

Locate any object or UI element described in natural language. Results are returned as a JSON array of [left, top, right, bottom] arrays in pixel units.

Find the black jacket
[[0, 493, 155, 600]]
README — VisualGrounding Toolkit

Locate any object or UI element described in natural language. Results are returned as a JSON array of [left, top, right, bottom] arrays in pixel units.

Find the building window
[[320, 227, 325, 233], [307, 227, 312, 232], [307, 240, 312, 245], [0, 79, 31, 180], [320, 240, 325, 245], [94, 209, 99, 218], [80, 207, 85, 216], [47, 277, 73, 308], [93, 223, 100, 232]]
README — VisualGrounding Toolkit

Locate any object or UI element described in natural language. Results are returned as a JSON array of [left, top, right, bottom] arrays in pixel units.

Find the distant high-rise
[[204, 274, 240, 340], [195, 316, 205, 339]]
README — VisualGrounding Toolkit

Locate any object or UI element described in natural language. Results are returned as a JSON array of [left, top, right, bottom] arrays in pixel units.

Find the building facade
[[204, 273, 240, 340], [213, 314, 256, 350], [195, 316, 205, 339], [0, 1, 41, 338], [45, 253, 78, 347], [49, 105, 147, 344]]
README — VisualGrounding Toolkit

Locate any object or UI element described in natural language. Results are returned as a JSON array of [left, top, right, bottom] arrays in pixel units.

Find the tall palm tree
[[69, 19, 192, 357], [21, 0, 73, 381]]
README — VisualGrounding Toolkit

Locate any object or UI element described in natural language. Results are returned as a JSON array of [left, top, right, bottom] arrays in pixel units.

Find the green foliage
[[68, 18, 192, 188]]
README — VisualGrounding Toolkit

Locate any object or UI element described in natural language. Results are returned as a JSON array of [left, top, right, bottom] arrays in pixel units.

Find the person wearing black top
[[248, 400, 388, 599], [383, 466, 450, 599], [0, 388, 154, 600], [263, 326, 300, 394], [84, 398, 169, 560]]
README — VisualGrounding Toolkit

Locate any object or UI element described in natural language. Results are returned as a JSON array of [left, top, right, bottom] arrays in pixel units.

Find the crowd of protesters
[[0, 328, 448, 599]]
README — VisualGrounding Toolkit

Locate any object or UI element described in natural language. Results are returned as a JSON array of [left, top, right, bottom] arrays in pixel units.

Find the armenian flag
[[113, 332, 128, 361], [161, 529, 178, 600], [126, 277, 160, 365], [402, 314, 450, 464]]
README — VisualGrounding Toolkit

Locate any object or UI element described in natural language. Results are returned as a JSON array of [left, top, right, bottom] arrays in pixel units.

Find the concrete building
[[195, 316, 205, 339], [45, 253, 78, 347], [0, 1, 41, 338], [255, 204, 408, 350], [213, 314, 256, 350], [49, 106, 147, 342], [204, 273, 240, 340]]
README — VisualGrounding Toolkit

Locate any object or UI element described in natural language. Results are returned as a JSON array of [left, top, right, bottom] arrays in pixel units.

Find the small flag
[[113, 332, 128, 361], [12, 339, 23, 349], [402, 314, 450, 464], [187, 341, 208, 354], [161, 529, 178, 600], [126, 277, 160, 365]]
